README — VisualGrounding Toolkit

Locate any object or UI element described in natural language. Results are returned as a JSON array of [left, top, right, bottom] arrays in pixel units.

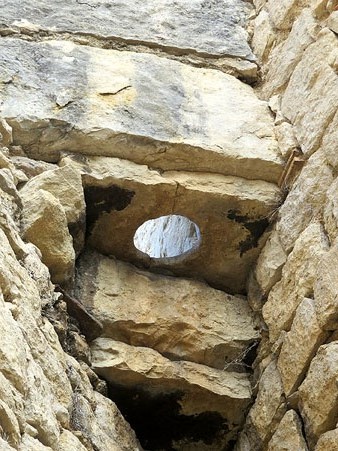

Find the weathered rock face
[[1, 0, 337, 449], [245, 360, 286, 448], [0, 0, 257, 78], [315, 428, 338, 451], [20, 165, 86, 254], [238, 2, 338, 450], [75, 250, 259, 369], [262, 222, 329, 342], [267, 410, 308, 451], [0, 38, 281, 182], [299, 342, 338, 447], [20, 189, 76, 285], [0, 146, 141, 450]]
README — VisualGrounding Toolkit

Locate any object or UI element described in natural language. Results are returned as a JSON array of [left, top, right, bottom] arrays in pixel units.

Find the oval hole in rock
[[133, 215, 201, 259]]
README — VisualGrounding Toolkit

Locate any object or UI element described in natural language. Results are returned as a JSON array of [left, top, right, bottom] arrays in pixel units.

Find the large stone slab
[[0, 0, 256, 77], [0, 38, 283, 183], [75, 250, 259, 369], [91, 338, 252, 450], [63, 154, 281, 293]]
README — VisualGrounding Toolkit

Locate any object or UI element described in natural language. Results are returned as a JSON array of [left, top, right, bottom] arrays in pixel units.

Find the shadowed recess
[[108, 382, 230, 450]]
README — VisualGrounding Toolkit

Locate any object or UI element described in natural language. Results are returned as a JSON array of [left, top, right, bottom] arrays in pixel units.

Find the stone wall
[[236, 1, 338, 449], [0, 143, 142, 450], [0, 0, 337, 450], [0, 1, 268, 449]]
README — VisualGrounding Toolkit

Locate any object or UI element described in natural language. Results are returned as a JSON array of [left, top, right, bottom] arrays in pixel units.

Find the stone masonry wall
[[236, 1, 338, 449], [0, 1, 270, 449], [0, 0, 337, 450], [0, 138, 141, 450]]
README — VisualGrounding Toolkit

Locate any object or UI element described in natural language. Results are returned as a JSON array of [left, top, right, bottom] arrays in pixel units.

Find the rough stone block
[[251, 10, 276, 61], [91, 338, 252, 450], [19, 435, 53, 450], [20, 165, 85, 254], [255, 229, 287, 296], [266, 0, 301, 29], [315, 428, 338, 451], [56, 430, 87, 451], [277, 150, 333, 253], [263, 10, 319, 98], [10, 157, 56, 180], [299, 342, 338, 447], [64, 154, 280, 293], [262, 222, 329, 342], [246, 360, 286, 446], [21, 189, 75, 284], [274, 122, 299, 159], [281, 29, 338, 156], [328, 10, 338, 33], [0, 118, 13, 147], [322, 111, 338, 170], [324, 178, 338, 243], [267, 410, 308, 451], [314, 241, 338, 330], [278, 297, 327, 396]]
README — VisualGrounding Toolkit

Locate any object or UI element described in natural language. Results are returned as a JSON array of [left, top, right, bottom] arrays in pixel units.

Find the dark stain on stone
[[107, 382, 229, 450], [84, 184, 135, 234], [227, 210, 269, 256]]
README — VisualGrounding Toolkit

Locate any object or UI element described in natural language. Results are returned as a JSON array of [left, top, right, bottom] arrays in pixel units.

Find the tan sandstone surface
[[0, 0, 337, 450], [237, 1, 338, 450]]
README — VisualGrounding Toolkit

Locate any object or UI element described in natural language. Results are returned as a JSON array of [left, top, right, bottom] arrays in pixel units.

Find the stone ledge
[[75, 250, 259, 369], [0, 38, 283, 183]]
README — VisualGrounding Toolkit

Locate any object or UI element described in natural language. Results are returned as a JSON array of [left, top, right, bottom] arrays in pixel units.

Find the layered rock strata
[[91, 338, 252, 450], [0, 0, 274, 446], [75, 249, 259, 369]]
